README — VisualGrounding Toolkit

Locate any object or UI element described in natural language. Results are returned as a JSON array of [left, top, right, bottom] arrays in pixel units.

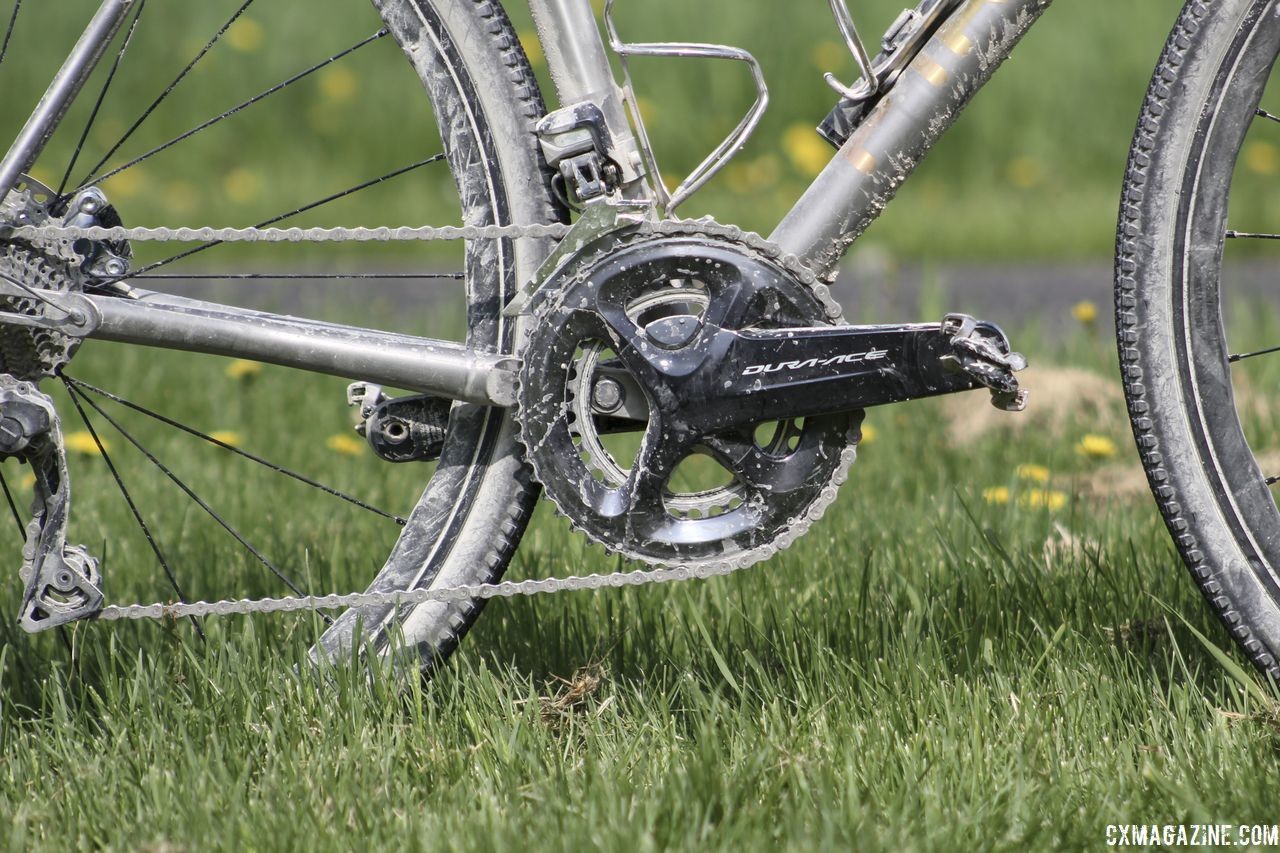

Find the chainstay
[[12, 215, 844, 623]]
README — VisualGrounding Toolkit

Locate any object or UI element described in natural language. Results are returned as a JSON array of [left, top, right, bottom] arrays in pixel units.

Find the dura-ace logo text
[[742, 348, 889, 377]]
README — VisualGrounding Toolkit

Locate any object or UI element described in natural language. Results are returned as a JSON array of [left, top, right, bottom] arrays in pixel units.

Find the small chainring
[[516, 222, 861, 569]]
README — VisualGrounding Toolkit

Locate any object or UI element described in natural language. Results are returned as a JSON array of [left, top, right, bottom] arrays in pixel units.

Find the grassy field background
[[4, 0, 1280, 849], [3, 0, 1190, 260], [0, 306, 1279, 848]]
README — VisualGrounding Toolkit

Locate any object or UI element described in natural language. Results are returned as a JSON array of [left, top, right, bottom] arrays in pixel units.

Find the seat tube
[[526, 0, 632, 149]]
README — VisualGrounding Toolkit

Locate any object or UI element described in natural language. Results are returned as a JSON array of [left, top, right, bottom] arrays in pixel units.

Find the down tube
[[770, 0, 1054, 278]]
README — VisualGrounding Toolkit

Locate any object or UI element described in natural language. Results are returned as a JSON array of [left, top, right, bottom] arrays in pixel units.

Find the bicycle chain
[[11, 215, 847, 624]]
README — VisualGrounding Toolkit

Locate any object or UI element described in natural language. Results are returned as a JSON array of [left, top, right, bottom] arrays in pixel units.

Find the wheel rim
[[1173, 1, 1280, 596]]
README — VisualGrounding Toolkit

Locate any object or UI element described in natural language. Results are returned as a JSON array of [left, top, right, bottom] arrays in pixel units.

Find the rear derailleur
[[0, 376, 104, 631]]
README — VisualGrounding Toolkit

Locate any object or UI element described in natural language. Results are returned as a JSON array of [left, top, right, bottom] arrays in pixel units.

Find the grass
[[2, 0, 1191, 260], [4, 1, 1280, 847], [1, 297, 1279, 850]]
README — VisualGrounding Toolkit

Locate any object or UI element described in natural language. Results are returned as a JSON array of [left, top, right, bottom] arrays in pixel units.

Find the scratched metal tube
[[0, 0, 137, 202], [771, 0, 1054, 277], [88, 290, 516, 407]]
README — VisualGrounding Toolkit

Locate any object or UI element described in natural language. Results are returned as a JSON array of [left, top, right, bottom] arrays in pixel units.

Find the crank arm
[[701, 322, 991, 428], [607, 315, 1026, 433]]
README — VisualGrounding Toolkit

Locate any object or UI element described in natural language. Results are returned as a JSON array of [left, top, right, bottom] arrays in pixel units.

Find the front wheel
[[1118, 0, 1280, 678]]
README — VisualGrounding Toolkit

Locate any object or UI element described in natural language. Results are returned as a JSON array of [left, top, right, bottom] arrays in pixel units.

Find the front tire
[[1118, 0, 1280, 679]]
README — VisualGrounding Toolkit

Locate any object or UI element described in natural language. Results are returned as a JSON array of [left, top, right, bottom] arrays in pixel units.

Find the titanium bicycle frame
[[0, 0, 1053, 407]]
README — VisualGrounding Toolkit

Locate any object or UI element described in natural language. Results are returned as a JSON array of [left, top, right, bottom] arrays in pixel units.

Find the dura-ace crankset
[[516, 222, 1027, 567]]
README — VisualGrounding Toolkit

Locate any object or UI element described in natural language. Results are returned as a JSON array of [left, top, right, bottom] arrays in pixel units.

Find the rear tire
[[313, 0, 562, 669]]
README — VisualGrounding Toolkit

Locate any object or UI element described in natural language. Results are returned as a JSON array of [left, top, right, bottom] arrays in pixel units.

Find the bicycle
[[0, 0, 1276, 679]]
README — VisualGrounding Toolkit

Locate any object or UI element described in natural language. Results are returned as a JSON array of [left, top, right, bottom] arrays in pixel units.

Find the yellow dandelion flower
[[982, 486, 1010, 505], [326, 434, 365, 456], [517, 29, 543, 67], [1005, 156, 1042, 190], [1016, 463, 1051, 484], [65, 431, 108, 456], [225, 359, 262, 380], [1019, 489, 1068, 511], [318, 66, 359, 103], [163, 180, 198, 215], [1244, 140, 1280, 176], [226, 18, 265, 54], [810, 40, 847, 73], [1077, 434, 1118, 459], [20, 472, 35, 490], [746, 155, 780, 189], [208, 431, 242, 448], [223, 168, 261, 204], [783, 123, 830, 178], [859, 423, 877, 445], [1071, 300, 1098, 326], [102, 166, 146, 200]]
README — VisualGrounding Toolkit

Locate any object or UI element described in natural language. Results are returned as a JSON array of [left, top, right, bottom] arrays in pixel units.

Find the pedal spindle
[[347, 382, 451, 463]]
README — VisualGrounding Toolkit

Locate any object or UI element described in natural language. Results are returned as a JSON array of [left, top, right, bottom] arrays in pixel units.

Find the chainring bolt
[[644, 315, 701, 350], [591, 377, 625, 414]]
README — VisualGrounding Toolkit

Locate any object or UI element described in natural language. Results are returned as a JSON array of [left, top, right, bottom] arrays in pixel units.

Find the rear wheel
[[1118, 0, 1280, 678], [0, 0, 562, 669]]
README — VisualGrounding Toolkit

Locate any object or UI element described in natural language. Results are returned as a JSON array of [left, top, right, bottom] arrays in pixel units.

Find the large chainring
[[517, 223, 862, 568]]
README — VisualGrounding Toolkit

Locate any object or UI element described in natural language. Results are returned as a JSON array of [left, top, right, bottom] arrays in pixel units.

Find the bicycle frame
[[0, 0, 1053, 407]]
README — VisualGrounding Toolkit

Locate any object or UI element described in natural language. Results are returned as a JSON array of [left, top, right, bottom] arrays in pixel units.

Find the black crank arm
[[679, 322, 997, 430]]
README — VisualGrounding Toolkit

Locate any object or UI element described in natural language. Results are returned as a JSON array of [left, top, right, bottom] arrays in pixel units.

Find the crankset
[[517, 222, 1026, 567]]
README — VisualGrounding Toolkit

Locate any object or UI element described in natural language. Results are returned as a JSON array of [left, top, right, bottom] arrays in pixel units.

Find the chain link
[[5, 221, 573, 244], [15, 215, 840, 624]]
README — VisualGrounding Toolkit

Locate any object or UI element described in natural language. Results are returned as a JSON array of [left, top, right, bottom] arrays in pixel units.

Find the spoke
[[100, 154, 446, 285], [1226, 230, 1280, 240], [1229, 344, 1280, 363], [80, 0, 260, 187], [64, 375, 406, 525], [77, 29, 389, 193], [1269, 475, 1280, 486], [0, 0, 20, 70], [56, 0, 148, 200], [61, 378, 206, 639], [67, 382, 318, 605], [0, 269, 78, 317], [1258, 108, 1280, 126], [0, 464, 23, 536], [133, 272, 465, 281]]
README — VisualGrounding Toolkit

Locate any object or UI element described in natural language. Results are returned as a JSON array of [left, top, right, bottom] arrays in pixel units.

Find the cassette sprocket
[[516, 221, 862, 569]]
